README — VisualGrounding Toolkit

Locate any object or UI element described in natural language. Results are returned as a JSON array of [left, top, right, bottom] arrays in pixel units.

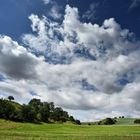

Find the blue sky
[[0, 0, 140, 41], [0, 0, 140, 121]]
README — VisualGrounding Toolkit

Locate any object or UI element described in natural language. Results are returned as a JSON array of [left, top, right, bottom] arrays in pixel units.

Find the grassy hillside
[[83, 118, 138, 125], [116, 118, 136, 125], [0, 119, 140, 140], [10, 101, 22, 110]]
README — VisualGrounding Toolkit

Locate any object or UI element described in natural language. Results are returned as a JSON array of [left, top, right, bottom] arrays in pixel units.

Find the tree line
[[0, 96, 81, 125]]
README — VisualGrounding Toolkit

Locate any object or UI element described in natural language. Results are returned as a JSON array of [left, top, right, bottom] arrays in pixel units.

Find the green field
[[0, 119, 140, 140]]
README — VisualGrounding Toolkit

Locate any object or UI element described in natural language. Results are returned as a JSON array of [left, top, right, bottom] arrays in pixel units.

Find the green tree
[[50, 107, 69, 122], [100, 118, 116, 125], [22, 105, 36, 122], [40, 102, 50, 122], [0, 99, 16, 120], [134, 119, 140, 124], [69, 116, 75, 122], [8, 96, 14, 101], [75, 120, 81, 125]]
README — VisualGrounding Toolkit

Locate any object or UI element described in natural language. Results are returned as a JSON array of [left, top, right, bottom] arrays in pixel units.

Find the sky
[[0, 0, 140, 122]]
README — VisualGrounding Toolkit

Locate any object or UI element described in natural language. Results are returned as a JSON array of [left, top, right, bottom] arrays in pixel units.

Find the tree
[[40, 102, 50, 122], [22, 105, 36, 122], [8, 96, 14, 101], [29, 99, 42, 112], [0, 98, 78, 124], [0, 99, 16, 120], [69, 116, 75, 122], [49, 102, 55, 113], [100, 118, 116, 125], [50, 107, 69, 122], [75, 120, 81, 125], [134, 119, 140, 124]]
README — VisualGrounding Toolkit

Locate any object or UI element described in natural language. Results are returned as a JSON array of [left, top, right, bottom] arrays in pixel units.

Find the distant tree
[[100, 118, 116, 125], [134, 119, 140, 124], [8, 96, 14, 101], [69, 116, 75, 122], [88, 123, 91, 125], [75, 120, 81, 125]]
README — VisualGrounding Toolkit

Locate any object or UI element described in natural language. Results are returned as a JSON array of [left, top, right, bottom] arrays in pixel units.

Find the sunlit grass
[[0, 119, 140, 140]]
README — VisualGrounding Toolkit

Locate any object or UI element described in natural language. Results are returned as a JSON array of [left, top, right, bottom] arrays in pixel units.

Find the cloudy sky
[[0, 0, 140, 122]]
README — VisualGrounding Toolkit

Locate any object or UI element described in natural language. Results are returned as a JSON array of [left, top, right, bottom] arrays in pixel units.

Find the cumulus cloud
[[1, 4, 140, 121], [49, 4, 62, 20], [0, 35, 44, 80]]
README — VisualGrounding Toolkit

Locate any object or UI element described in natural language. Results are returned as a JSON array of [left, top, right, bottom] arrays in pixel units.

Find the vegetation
[[8, 96, 14, 101], [134, 119, 140, 124], [92, 118, 117, 125], [99, 118, 117, 125], [0, 97, 80, 124], [0, 97, 140, 140], [0, 119, 140, 140]]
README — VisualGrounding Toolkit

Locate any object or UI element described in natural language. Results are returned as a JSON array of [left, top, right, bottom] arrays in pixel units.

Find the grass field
[[0, 119, 140, 140]]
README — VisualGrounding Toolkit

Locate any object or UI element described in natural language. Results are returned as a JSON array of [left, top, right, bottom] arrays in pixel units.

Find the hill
[[116, 118, 137, 125], [83, 118, 139, 126], [0, 98, 80, 124]]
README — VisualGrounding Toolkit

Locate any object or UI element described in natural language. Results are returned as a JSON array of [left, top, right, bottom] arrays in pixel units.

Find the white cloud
[[0, 35, 44, 80], [49, 5, 62, 19], [1, 5, 140, 121], [42, 0, 50, 5]]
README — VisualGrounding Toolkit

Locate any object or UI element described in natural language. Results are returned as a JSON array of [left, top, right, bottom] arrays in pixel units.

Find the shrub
[[75, 120, 81, 125], [134, 119, 140, 124], [99, 118, 116, 125]]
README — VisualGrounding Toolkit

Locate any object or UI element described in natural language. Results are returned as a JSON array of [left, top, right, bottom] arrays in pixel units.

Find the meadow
[[0, 119, 140, 140]]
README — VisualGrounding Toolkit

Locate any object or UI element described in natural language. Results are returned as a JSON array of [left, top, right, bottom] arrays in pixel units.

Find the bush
[[134, 119, 140, 124], [99, 118, 116, 125], [75, 120, 81, 125]]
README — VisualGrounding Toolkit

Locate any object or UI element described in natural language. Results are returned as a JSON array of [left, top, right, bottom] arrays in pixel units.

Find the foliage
[[0, 97, 78, 124], [8, 96, 14, 101], [22, 104, 36, 122], [0, 99, 16, 120], [75, 119, 81, 125], [97, 118, 117, 125], [134, 119, 140, 124]]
